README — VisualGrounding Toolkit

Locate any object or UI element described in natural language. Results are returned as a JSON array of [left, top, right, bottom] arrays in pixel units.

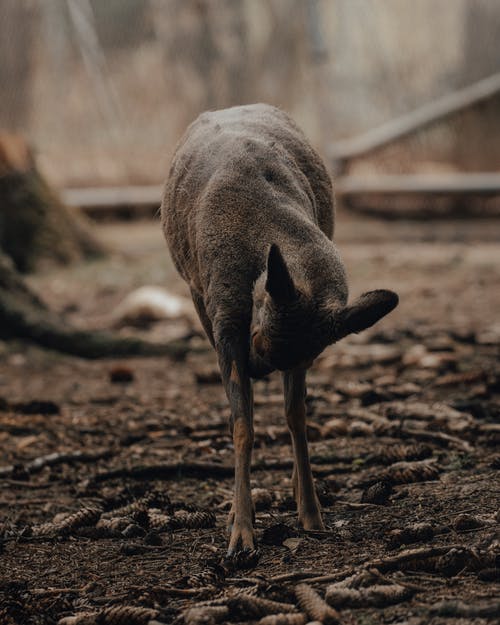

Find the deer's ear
[[335, 290, 398, 340], [266, 244, 296, 304]]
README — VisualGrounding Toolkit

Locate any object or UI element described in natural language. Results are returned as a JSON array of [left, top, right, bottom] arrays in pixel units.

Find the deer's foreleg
[[215, 327, 255, 554], [283, 368, 324, 530]]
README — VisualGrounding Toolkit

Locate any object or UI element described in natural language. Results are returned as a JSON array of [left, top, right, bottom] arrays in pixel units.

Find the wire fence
[[1, 0, 499, 187]]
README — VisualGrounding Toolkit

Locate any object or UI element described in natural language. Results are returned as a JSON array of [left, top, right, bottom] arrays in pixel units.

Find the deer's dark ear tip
[[363, 289, 399, 313], [381, 289, 399, 311], [268, 243, 281, 262], [266, 243, 296, 304]]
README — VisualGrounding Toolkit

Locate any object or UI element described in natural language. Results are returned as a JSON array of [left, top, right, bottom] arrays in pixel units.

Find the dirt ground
[[1, 210, 499, 624]]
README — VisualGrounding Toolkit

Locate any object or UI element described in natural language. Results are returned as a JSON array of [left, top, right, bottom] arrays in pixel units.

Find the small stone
[[143, 530, 163, 545], [109, 365, 134, 383], [122, 523, 145, 538]]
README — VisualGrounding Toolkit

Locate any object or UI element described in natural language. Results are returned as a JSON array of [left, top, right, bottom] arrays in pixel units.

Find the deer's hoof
[[227, 521, 255, 556]]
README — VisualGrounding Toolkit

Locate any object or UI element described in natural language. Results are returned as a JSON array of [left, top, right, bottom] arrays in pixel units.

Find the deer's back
[[161, 104, 335, 316]]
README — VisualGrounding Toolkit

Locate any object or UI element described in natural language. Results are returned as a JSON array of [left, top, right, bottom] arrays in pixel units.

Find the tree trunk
[[0, 252, 192, 359], [0, 131, 106, 273], [0, 0, 35, 131]]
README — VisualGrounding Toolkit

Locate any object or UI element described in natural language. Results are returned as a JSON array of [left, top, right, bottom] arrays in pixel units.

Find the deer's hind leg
[[214, 323, 255, 554], [283, 367, 324, 530], [190, 288, 215, 347]]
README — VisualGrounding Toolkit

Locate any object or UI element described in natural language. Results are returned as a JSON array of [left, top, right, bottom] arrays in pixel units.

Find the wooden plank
[[337, 173, 500, 196], [61, 174, 500, 222], [328, 72, 500, 165], [62, 185, 163, 211]]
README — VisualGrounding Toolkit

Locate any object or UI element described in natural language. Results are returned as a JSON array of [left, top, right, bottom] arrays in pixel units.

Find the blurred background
[[2, 4, 500, 616], [0, 0, 499, 351], [2, 0, 500, 189]]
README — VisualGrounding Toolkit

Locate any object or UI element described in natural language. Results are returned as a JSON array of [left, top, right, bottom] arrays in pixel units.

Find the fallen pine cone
[[33, 506, 102, 537], [31, 522, 57, 537], [258, 614, 307, 625], [437, 547, 485, 577], [97, 517, 131, 532], [325, 584, 413, 608], [252, 488, 274, 511], [361, 481, 392, 505], [102, 491, 171, 519], [387, 522, 434, 548], [223, 548, 260, 571], [59, 605, 159, 625], [295, 584, 341, 625], [381, 460, 440, 485], [228, 594, 296, 619], [148, 510, 216, 531], [168, 510, 216, 529], [452, 513, 485, 531], [183, 606, 229, 625], [59, 506, 102, 534], [186, 564, 224, 588], [368, 443, 432, 466], [148, 512, 172, 531]]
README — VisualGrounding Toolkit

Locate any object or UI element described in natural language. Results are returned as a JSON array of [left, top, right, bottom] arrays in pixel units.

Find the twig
[[402, 427, 473, 452], [0, 479, 54, 489], [88, 456, 357, 485], [0, 448, 113, 478], [430, 599, 500, 619], [151, 586, 213, 597], [268, 568, 354, 585], [269, 544, 464, 585], [335, 500, 380, 509], [31, 586, 87, 596], [368, 544, 461, 573], [0, 497, 62, 506], [367, 568, 426, 592], [90, 462, 234, 484], [295, 569, 359, 585]]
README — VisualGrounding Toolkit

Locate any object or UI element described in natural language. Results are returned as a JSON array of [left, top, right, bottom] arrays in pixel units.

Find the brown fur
[[161, 104, 398, 552]]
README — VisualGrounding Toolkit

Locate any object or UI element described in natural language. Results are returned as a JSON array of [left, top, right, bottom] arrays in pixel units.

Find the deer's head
[[249, 244, 398, 376]]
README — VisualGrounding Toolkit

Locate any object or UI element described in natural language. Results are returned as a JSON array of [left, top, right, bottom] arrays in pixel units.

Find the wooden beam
[[328, 72, 500, 166], [62, 184, 163, 215], [61, 174, 500, 222], [337, 173, 500, 197]]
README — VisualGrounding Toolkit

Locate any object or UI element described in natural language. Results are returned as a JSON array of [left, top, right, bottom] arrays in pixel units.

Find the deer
[[161, 103, 398, 555]]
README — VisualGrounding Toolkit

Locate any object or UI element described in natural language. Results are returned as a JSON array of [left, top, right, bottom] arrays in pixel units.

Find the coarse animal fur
[[161, 103, 398, 554]]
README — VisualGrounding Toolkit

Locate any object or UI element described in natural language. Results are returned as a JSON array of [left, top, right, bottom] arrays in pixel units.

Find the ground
[[0, 210, 499, 625]]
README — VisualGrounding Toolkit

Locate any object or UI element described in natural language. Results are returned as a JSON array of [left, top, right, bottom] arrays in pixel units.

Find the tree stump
[[0, 131, 106, 272], [0, 132, 195, 359]]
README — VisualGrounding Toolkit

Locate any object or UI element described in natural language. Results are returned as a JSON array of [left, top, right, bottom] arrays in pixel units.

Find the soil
[[1, 210, 499, 625]]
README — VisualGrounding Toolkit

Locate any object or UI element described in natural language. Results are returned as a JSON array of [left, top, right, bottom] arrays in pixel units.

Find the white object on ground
[[111, 286, 194, 326]]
